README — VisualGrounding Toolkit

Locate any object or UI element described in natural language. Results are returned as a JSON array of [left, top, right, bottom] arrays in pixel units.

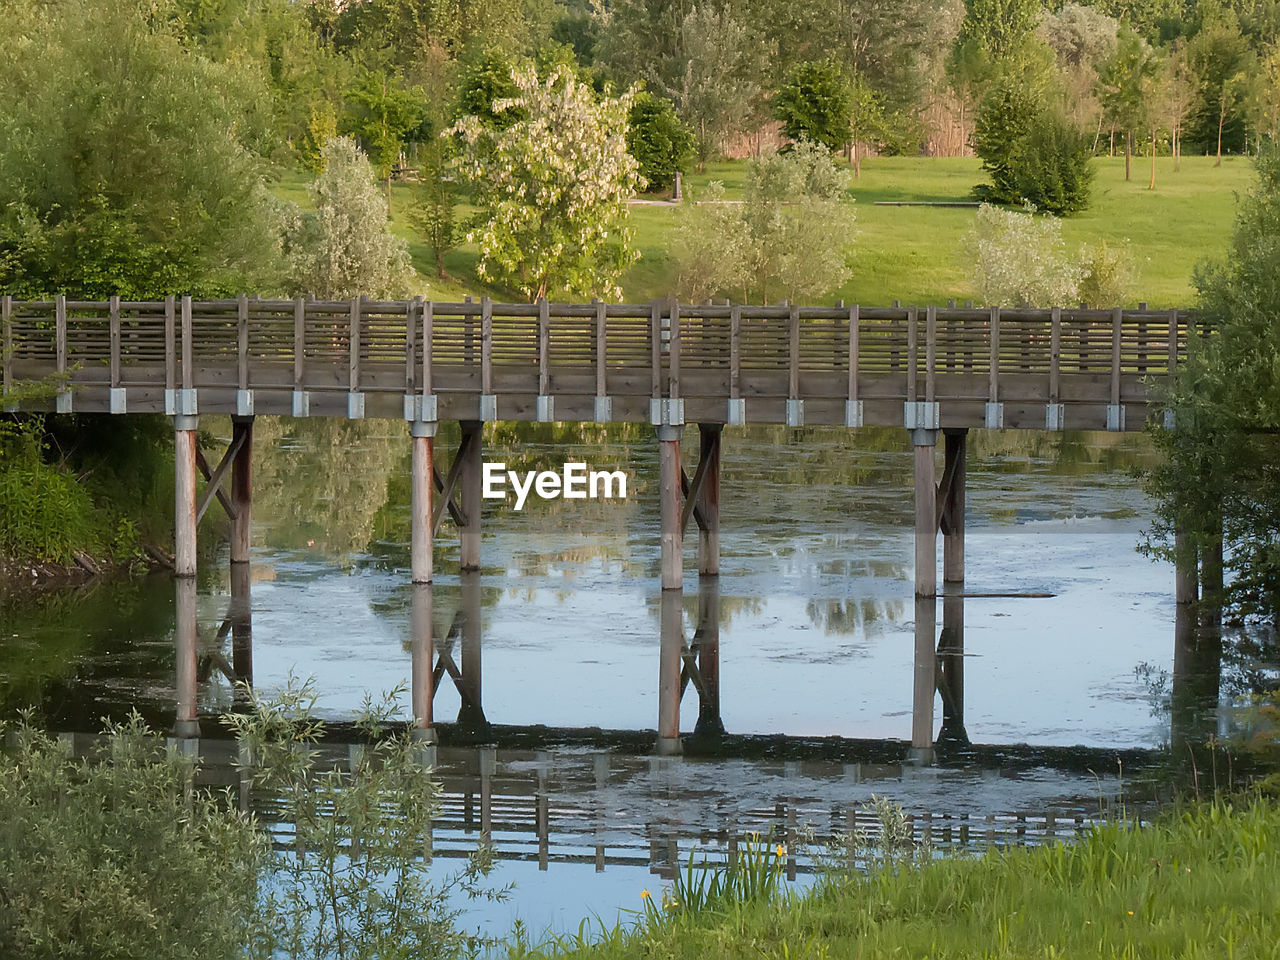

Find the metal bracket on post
[[236, 389, 255, 417], [785, 399, 804, 427], [178, 388, 198, 417], [536, 395, 555, 422], [904, 401, 939, 430], [1106, 404, 1126, 432], [594, 396, 613, 423], [55, 391, 72, 413], [479, 394, 498, 422], [727, 398, 746, 426], [292, 390, 310, 418], [909, 427, 939, 448], [347, 392, 366, 419], [984, 401, 1004, 430], [650, 398, 685, 427], [110, 388, 127, 415], [845, 400, 864, 428], [1046, 404, 1065, 431], [404, 394, 438, 424]]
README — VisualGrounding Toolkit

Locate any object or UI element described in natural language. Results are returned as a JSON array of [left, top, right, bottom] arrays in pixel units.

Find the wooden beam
[[925, 304, 937, 403], [729, 304, 742, 399], [237, 293, 249, 391], [404, 298, 418, 394], [988, 306, 1000, 403], [163, 297, 176, 395], [481, 297, 493, 396], [349, 297, 361, 392], [421, 300, 433, 395], [651, 299, 662, 399], [195, 431, 246, 525], [847, 304, 859, 403], [293, 298, 305, 390], [1110, 306, 1123, 407], [181, 296, 194, 390], [55, 295, 66, 381], [2, 295, 12, 398], [538, 297, 550, 395], [668, 300, 681, 399], [788, 304, 800, 400], [906, 305, 917, 401], [109, 296, 121, 389], [1049, 306, 1061, 402], [594, 298, 607, 398]]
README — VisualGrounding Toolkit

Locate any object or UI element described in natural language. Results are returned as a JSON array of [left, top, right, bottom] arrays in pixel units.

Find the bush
[[1077, 240, 1137, 306], [0, 419, 94, 564], [965, 202, 1081, 306], [773, 60, 852, 152], [973, 79, 1094, 215], [627, 92, 695, 194]]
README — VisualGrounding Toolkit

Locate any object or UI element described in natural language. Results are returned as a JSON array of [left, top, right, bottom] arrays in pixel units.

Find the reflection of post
[[912, 429, 939, 597], [459, 421, 483, 571], [656, 589, 684, 755], [936, 594, 968, 746], [693, 580, 724, 738], [658, 426, 683, 590], [696, 424, 721, 577], [1171, 600, 1222, 751], [911, 595, 937, 760], [479, 746, 495, 842], [230, 416, 253, 565], [456, 572, 490, 736], [593, 752, 608, 872], [229, 560, 253, 697], [175, 576, 200, 739], [941, 429, 966, 585], [410, 584, 437, 743]]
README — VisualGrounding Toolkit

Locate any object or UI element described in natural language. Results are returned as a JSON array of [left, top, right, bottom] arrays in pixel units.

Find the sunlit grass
[[272, 154, 1251, 308]]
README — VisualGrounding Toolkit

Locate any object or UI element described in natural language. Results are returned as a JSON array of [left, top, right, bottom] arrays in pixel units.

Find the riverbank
[[514, 797, 1280, 960]]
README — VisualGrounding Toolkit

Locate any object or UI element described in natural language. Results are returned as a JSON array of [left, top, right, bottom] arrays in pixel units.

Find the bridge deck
[[2, 296, 1193, 430]]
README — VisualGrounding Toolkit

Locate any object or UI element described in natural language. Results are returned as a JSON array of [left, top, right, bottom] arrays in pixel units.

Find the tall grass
[[512, 797, 1280, 960]]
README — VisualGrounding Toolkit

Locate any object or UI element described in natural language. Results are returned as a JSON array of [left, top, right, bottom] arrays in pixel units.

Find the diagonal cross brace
[[934, 447, 962, 535], [680, 463, 711, 534], [195, 430, 246, 524], [432, 431, 472, 536]]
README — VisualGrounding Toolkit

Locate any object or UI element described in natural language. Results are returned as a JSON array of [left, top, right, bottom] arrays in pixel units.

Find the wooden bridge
[[4, 295, 1199, 740]]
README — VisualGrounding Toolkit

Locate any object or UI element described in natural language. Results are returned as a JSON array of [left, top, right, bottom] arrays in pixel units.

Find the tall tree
[[1185, 7, 1254, 164], [773, 60, 854, 152], [1096, 26, 1159, 180]]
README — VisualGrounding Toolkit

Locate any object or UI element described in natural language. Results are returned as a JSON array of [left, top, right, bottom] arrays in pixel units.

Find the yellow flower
[[640, 889, 651, 900], [776, 844, 787, 858], [1127, 911, 1134, 915]]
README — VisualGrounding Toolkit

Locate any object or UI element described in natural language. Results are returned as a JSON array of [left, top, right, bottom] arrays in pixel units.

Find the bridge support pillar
[[911, 428, 939, 597], [693, 579, 724, 738], [656, 588, 684, 755], [174, 415, 199, 578], [230, 416, 253, 565], [456, 571, 490, 738], [658, 425, 683, 590], [942, 429, 966, 585], [410, 584, 437, 743], [937, 594, 968, 747], [174, 576, 199, 738], [410, 420, 437, 583], [459, 421, 483, 571], [696, 424, 721, 577], [910, 594, 937, 761], [229, 559, 253, 700]]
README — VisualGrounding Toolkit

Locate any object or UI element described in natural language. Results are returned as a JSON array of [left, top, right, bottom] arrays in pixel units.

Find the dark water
[[0, 420, 1245, 939]]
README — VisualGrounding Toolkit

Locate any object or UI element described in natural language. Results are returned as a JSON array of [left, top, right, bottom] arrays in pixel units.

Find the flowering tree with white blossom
[[451, 65, 642, 301]]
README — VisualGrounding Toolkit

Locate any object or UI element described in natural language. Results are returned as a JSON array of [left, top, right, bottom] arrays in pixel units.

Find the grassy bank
[[277, 155, 1251, 307], [515, 799, 1280, 960]]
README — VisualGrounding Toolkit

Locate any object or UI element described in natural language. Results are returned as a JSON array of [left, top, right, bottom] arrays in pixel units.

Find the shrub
[[627, 92, 695, 194], [1077, 240, 1137, 306], [773, 59, 853, 152], [0, 418, 95, 564], [965, 202, 1081, 306]]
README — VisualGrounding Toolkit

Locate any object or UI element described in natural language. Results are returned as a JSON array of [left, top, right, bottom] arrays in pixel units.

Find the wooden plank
[[906, 306, 917, 401], [482, 296, 493, 395], [109, 296, 121, 387], [237, 293, 249, 391], [422, 301, 433, 395], [349, 297, 361, 391], [293, 298, 305, 389], [988, 306, 999, 403], [669, 300, 681, 399], [1167, 308, 1178, 372], [925, 305, 936, 403], [789, 304, 800, 399], [848, 305, 859, 402], [55, 295, 67, 378], [1110, 307, 1122, 406], [164, 297, 176, 392], [538, 297, 550, 395], [404, 298, 418, 393], [3, 296, 14, 397], [729, 305, 742, 398], [651, 299, 662, 398], [595, 298, 607, 397], [1049, 307, 1061, 401]]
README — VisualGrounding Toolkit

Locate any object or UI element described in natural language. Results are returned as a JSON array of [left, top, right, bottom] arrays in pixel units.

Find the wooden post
[[913, 429, 939, 598], [669, 300, 681, 399], [230, 416, 253, 565], [659, 425, 683, 590], [1175, 525, 1197, 605], [729, 305, 742, 399], [906, 305, 918, 400], [538, 297, 550, 395], [942, 429, 966, 584], [925, 305, 937, 403], [650, 299, 662, 401], [988, 306, 1000, 405], [422, 301, 434, 396], [481, 296, 493, 396], [164, 297, 176, 399], [656, 588, 684, 755], [230, 558, 253, 693], [237, 293, 249, 393], [1049, 307, 1061, 401], [109, 296, 121, 390], [411, 428, 434, 583], [457, 571, 488, 734], [181, 296, 194, 393], [410, 584, 436, 742], [1, 296, 12, 400], [847, 304, 859, 404], [697, 424, 721, 577], [294, 298, 305, 390], [459, 421, 483, 571], [349, 297, 361, 393], [1110, 306, 1123, 408], [910, 594, 936, 757], [693, 579, 723, 738], [788, 304, 800, 400], [174, 418, 199, 578], [174, 576, 200, 739], [595, 299, 607, 399], [937, 594, 966, 746]]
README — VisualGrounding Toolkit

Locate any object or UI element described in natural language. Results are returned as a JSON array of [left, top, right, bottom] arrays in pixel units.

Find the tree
[[1096, 26, 1158, 181], [0, 0, 286, 299], [954, 0, 1043, 66], [965, 202, 1081, 306], [455, 48, 524, 129], [1143, 143, 1280, 621], [669, 181, 751, 303], [774, 60, 854, 152], [626, 91, 695, 194], [1245, 41, 1280, 144], [289, 137, 415, 299], [1185, 9, 1254, 164], [452, 64, 642, 300], [342, 69, 431, 197]]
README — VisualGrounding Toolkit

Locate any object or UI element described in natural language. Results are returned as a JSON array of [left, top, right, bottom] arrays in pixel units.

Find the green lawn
[[276, 154, 1252, 308]]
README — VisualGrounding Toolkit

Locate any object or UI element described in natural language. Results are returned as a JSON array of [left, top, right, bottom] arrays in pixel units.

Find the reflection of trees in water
[[805, 596, 906, 636], [636, 591, 763, 632], [251, 418, 405, 565]]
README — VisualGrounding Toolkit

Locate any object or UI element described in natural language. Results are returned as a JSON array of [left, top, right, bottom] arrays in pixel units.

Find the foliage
[[1183, 7, 1254, 157], [773, 60, 854, 152], [1042, 3, 1120, 69], [626, 92, 695, 194], [341, 70, 431, 185], [1077, 239, 1137, 306], [0, 419, 94, 565], [223, 677, 505, 960], [289, 137, 415, 299], [670, 142, 854, 303], [0, 713, 265, 960], [965, 202, 1081, 306], [452, 64, 642, 300], [411, 135, 461, 279], [1143, 143, 1280, 622], [0, 0, 286, 299], [974, 77, 1095, 214], [455, 48, 524, 130]]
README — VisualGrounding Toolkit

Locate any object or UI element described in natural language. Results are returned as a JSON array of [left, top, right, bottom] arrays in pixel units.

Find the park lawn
[[274, 154, 1251, 308], [518, 799, 1280, 960]]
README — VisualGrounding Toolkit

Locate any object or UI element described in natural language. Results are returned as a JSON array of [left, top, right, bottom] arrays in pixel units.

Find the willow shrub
[[0, 418, 94, 564]]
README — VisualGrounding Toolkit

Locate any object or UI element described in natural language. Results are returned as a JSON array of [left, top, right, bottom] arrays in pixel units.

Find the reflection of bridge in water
[[160, 567, 1226, 876]]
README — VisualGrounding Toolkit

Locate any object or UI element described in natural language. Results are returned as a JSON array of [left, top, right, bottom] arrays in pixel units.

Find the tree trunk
[[852, 141, 860, 179], [1092, 113, 1103, 155], [1216, 93, 1226, 167], [1174, 122, 1181, 172], [1125, 129, 1131, 181], [1109, 126, 1115, 157], [1148, 126, 1156, 190]]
